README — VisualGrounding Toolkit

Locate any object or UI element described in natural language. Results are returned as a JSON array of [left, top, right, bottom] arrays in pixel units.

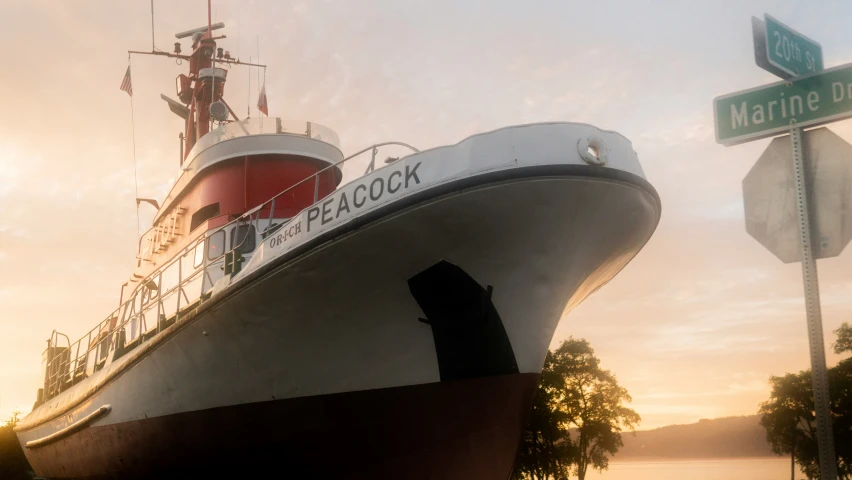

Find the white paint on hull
[[16, 123, 660, 453], [234, 122, 645, 285]]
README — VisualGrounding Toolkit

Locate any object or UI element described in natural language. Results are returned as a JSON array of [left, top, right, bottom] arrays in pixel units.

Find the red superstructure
[[127, 10, 341, 282]]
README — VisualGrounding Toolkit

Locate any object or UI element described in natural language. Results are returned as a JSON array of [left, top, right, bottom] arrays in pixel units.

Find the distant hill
[[614, 415, 776, 460]]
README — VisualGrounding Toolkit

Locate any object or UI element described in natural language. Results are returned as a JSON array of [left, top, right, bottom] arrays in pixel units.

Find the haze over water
[[593, 457, 789, 480]]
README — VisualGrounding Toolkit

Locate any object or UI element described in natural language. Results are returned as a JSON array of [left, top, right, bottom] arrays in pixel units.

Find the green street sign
[[714, 62, 852, 145], [764, 14, 823, 77]]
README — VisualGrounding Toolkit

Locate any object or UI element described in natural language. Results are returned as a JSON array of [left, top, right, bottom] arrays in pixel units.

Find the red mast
[[183, 0, 218, 159], [182, 31, 219, 159], [129, 2, 265, 164]]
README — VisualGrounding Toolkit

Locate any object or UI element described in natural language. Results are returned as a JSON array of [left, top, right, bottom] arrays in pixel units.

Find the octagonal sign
[[743, 127, 852, 263]]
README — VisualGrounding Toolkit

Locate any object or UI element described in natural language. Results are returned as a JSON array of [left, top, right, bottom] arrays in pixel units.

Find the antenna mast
[[127, 2, 266, 163], [150, 0, 156, 51]]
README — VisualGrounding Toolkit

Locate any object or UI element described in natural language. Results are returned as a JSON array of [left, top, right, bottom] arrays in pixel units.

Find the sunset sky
[[2, 0, 852, 430]]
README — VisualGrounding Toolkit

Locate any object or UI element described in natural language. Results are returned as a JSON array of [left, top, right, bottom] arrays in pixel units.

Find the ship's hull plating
[[17, 125, 660, 479], [27, 374, 539, 479]]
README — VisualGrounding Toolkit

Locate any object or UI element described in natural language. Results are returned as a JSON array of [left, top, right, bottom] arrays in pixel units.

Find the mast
[[128, 2, 266, 165], [184, 29, 218, 159]]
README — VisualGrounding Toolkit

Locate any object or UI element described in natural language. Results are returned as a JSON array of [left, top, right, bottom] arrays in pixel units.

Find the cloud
[[0, 146, 23, 198]]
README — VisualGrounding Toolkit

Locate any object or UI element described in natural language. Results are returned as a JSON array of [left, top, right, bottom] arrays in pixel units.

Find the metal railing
[[44, 239, 209, 399], [187, 118, 342, 163], [42, 139, 420, 402]]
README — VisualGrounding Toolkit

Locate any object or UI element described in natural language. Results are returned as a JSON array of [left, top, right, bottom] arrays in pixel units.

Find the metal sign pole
[[790, 126, 838, 480]]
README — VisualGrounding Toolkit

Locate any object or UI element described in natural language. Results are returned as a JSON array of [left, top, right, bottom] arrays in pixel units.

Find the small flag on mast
[[120, 66, 133, 96], [257, 82, 268, 116]]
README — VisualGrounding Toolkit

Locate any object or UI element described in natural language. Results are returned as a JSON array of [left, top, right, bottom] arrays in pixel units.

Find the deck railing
[[42, 138, 419, 402]]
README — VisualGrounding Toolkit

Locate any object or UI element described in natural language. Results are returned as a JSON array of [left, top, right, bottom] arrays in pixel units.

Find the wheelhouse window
[[190, 203, 220, 232], [193, 242, 205, 268], [207, 230, 226, 260], [160, 261, 179, 293], [230, 225, 256, 253]]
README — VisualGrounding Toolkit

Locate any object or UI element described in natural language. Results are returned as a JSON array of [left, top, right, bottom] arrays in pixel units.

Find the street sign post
[[717, 14, 841, 480], [786, 126, 838, 480], [764, 14, 824, 77], [714, 62, 852, 145]]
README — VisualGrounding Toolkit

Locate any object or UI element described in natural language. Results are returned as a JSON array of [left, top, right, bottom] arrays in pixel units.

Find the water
[[590, 457, 791, 480]]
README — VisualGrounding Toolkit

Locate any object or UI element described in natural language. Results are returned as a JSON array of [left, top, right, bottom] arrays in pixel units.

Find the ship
[[14, 6, 661, 480]]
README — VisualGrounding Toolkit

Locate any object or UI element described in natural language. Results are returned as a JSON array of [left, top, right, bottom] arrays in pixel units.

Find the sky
[[1, 0, 852, 430]]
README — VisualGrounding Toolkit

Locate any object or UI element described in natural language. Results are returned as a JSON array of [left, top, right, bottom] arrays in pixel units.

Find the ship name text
[[306, 162, 422, 232], [268, 221, 302, 249]]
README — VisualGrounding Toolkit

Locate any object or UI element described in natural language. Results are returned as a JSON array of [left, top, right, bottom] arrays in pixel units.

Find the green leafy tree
[[759, 370, 817, 479], [513, 339, 640, 480], [835, 322, 852, 356], [512, 352, 573, 480], [759, 323, 852, 479], [4, 411, 21, 427], [549, 338, 640, 480]]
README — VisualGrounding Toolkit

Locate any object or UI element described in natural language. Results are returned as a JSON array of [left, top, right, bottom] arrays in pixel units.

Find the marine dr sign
[[714, 62, 852, 145]]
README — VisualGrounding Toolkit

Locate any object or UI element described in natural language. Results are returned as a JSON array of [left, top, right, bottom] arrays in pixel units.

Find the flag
[[120, 66, 133, 96], [257, 82, 268, 116]]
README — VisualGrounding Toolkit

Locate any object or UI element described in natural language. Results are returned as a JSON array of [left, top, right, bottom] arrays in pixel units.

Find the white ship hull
[[16, 123, 660, 479]]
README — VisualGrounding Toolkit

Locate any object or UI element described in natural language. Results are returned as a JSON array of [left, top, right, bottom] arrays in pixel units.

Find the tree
[[759, 323, 852, 479], [4, 411, 21, 428], [0, 411, 34, 480], [549, 338, 640, 480], [835, 322, 852, 355], [512, 339, 638, 480], [512, 352, 573, 480], [759, 371, 817, 479]]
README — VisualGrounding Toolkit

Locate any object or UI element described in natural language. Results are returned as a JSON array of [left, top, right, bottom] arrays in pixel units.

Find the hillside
[[615, 415, 776, 460]]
